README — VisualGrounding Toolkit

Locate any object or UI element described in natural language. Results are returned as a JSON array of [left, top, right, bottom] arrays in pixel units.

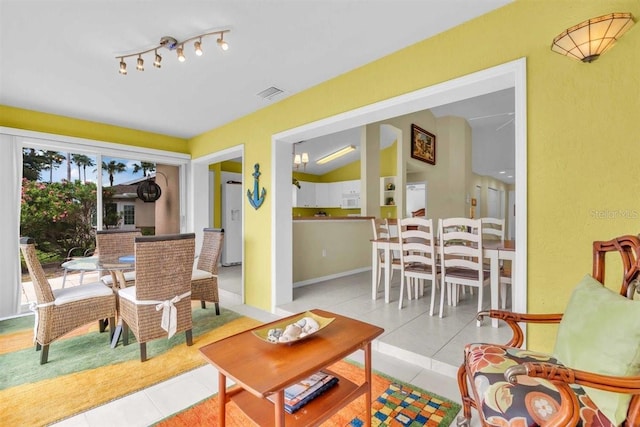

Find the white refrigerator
[[221, 178, 242, 266]]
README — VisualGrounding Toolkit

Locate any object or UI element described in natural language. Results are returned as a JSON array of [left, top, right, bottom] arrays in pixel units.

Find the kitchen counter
[[293, 216, 374, 221], [293, 218, 373, 285]]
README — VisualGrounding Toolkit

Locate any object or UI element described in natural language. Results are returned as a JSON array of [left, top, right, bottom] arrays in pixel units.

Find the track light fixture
[[116, 29, 230, 75]]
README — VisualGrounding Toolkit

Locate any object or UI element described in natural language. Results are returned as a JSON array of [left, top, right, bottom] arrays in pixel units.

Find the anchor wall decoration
[[247, 163, 266, 210]]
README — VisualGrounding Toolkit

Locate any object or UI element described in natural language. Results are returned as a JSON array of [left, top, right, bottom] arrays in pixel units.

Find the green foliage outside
[[20, 179, 118, 259]]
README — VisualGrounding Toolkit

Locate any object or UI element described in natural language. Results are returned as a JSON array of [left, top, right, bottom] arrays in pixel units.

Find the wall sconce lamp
[[293, 142, 309, 171], [117, 29, 230, 75], [551, 13, 634, 63], [316, 145, 356, 165]]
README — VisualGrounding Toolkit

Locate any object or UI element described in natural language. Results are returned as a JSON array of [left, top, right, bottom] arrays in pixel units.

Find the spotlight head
[[177, 45, 186, 62], [136, 56, 144, 71], [153, 51, 162, 68], [119, 59, 127, 75], [217, 36, 229, 51], [194, 39, 203, 56]]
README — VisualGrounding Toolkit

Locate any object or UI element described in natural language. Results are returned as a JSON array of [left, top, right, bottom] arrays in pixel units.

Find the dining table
[[370, 237, 516, 328], [61, 254, 135, 346]]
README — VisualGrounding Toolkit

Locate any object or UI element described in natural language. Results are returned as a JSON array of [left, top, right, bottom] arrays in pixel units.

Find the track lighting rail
[[116, 29, 230, 75]]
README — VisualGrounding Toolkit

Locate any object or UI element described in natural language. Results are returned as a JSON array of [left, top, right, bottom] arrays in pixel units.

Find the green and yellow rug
[[0, 303, 260, 426], [155, 359, 461, 427]]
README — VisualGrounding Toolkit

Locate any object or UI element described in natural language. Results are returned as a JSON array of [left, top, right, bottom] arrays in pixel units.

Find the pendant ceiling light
[[116, 29, 230, 75], [551, 13, 634, 63]]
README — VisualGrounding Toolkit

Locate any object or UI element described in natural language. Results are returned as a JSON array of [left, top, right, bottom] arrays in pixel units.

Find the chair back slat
[[96, 229, 142, 257], [399, 217, 436, 274], [19, 237, 55, 303], [371, 218, 391, 240], [439, 217, 484, 279], [134, 233, 195, 301], [480, 217, 505, 241]]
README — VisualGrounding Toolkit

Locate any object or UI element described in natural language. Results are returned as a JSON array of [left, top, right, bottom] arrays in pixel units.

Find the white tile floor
[[40, 266, 493, 426]]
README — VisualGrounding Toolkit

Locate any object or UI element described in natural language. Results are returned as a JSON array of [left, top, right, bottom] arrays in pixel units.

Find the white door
[[487, 187, 500, 218], [222, 174, 242, 266]]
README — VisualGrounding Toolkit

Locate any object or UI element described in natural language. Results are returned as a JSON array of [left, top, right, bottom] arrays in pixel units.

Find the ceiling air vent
[[257, 86, 284, 100]]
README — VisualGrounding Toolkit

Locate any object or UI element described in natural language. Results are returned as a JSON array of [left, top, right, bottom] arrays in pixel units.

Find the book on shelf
[[268, 371, 340, 414]]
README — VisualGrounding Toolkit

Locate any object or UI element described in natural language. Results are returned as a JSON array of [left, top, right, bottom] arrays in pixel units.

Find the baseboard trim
[[293, 267, 371, 288]]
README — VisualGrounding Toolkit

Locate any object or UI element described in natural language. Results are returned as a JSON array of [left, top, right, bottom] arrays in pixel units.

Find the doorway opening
[[272, 58, 527, 314]]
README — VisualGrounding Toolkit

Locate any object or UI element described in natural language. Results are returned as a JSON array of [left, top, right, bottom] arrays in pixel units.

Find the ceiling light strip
[[316, 145, 356, 165]]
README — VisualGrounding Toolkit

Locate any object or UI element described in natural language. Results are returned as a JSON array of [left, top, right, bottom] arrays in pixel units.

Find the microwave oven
[[341, 196, 360, 209]]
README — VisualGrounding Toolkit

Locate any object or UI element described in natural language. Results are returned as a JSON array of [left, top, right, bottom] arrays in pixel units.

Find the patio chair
[[191, 228, 224, 314], [96, 229, 141, 288], [118, 233, 195, 362], [60, 246, 94, 288], [19, 237, 116, 364], [457, 235, 640, 427]]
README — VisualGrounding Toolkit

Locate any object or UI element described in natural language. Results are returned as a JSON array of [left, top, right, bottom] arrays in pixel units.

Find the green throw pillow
[[553, 274, 640, 426]]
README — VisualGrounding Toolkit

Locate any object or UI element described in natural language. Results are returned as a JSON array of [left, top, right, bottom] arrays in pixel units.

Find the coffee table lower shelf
[[227, 370, 365, 427]]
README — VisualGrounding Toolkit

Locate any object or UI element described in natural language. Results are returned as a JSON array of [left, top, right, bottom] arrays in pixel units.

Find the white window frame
[[1, 126, 190, 318]]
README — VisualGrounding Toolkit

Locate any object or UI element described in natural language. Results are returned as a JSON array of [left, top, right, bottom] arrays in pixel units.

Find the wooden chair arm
[[477, 310, 563, 347], [506, 362, 640, 394]]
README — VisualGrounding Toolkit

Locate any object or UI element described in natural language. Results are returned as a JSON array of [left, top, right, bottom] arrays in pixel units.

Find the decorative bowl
[[252, 311, 335, 345]]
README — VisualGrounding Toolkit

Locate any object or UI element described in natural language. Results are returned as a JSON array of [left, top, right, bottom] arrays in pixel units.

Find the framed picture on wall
[[410, 124, 436, 165]]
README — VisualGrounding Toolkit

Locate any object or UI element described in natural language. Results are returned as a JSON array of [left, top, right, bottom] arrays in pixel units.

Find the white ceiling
[[0, 0, 514, 182], [294, 88, 515, 183]]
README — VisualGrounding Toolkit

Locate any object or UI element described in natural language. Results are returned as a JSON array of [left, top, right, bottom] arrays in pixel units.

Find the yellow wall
[[4, 0, 640, 352], [0, 105, 187, 153], [188, 0, 640, 351]]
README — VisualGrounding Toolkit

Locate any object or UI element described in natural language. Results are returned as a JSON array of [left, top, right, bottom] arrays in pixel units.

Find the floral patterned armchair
[[457, 235, 640, 426]]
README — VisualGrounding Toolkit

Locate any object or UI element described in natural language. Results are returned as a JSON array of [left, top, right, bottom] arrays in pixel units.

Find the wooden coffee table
[[199, 309, 384, 427]]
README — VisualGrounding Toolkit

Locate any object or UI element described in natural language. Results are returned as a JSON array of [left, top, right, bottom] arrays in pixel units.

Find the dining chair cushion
[[100, 271, 136, 286], [191, 267, 214, 281], [464, 343, 612, 426], [53, 282, 114, 305], [553, 274, 640, 426], [117, 286, 137, 303]]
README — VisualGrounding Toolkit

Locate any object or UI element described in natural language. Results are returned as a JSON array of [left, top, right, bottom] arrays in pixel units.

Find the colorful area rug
[[154, 358, 461, 426], [0, 303, 261, 426]]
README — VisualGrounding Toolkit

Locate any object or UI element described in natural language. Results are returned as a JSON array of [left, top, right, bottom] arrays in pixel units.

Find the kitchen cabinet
[[293, 181, 317, 207], [328, 182, 343, 207], [341, 180, 360, 195], [293, 179, 361, 208], [315, 183, 329, 207]]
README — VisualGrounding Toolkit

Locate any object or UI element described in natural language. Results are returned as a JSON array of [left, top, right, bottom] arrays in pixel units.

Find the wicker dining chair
[[191, 228, 224, 314], [96, 229, 141, 288], [118, 233, 195, 362], [19, 237, 116, 364]]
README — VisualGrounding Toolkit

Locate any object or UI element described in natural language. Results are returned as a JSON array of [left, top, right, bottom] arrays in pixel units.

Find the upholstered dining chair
[[397, 217, 439, 314], [118, 233, 195, 362], [19, 237, 116, 364], [457, 234, 640, 427], [191, 228, 224, 314], [438, 217, 489, 324], [96, 229, 141, 288], [480, 217, 511, 309], [370, 218, 400, 292]]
